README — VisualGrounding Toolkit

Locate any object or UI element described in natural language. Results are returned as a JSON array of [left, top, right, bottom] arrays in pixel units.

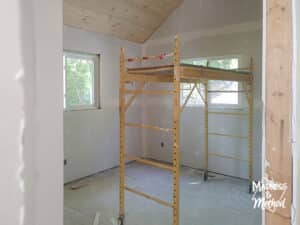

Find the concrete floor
[[64, 163, 261, 225]]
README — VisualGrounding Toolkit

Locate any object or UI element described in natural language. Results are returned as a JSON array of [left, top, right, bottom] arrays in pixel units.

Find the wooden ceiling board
[[64, 0, 183, 43]]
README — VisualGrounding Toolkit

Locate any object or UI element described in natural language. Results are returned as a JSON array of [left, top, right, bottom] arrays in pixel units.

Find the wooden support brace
[[172, 35, 181, 225], [125, 89, 173, 95], [124, 82, 145, 111], [125, 186, 173, 208], [126, 155, 173, 171], [208, 90, 248, 93], [180, 83, 196, 112], [195, 84, 205, 104], [208, 132, 248, 139], [208, 111, 249, 116], [125, 122, 173, 132]]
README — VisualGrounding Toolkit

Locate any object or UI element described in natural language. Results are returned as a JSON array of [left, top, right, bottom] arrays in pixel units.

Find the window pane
[[65, 56, 94, 108], [182, 58, 207, 66], [210, 81, 238, 105], [209, 58, 239, 70], [181, 83, 204, 106]]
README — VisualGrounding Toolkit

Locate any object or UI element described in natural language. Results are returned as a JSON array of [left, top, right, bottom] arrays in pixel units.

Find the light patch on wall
[[15, 68, 25, 225]]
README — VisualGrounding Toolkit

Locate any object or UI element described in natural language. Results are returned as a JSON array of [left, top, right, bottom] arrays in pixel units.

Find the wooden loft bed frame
[[118, 36, 254, 225]]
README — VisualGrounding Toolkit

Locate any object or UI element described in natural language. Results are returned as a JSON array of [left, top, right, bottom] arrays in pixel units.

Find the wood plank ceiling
[[64, 0, 183, 43]]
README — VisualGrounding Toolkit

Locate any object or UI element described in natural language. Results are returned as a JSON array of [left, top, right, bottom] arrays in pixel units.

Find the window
[[181, 57, 240, 106], [209, 80, 239, 105], [63, 51, 100, 110], [181, 83, 204, 106]]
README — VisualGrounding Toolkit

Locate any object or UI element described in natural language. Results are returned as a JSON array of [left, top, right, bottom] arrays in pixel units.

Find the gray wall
[[63, 26, 143, 183], [142, 0, 263, 179]]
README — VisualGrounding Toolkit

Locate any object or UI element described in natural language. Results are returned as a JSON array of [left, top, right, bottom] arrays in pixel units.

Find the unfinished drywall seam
[[15, 68, 26, 225]]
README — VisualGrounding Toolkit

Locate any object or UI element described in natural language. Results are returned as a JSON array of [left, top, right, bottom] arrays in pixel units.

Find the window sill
[[64, 106, 101, 112]]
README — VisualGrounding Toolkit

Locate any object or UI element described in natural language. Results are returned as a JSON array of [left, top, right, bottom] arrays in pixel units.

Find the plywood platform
[[126, 64, 252, 83]]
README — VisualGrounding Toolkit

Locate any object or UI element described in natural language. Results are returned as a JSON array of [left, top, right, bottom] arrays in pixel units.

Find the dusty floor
[[64, 162, 261, 225]]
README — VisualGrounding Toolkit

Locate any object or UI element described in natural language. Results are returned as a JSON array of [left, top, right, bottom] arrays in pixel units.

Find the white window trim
[[63, 50, 100, 111]]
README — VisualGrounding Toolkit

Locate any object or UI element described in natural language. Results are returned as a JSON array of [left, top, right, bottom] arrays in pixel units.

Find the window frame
[[180, 83, 204, 107], [208, 80, 242, 109], [63, 50, 100, 111], [181, 56, 244, 109]]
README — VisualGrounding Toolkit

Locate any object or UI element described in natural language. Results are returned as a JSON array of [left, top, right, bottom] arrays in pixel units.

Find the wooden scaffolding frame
[[118, 36, 254, 225]]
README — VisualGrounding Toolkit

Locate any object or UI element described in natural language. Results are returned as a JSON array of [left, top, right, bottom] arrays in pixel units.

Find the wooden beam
[[204, 81, 209, 179], [125, 73, 174, 83], [180, 83, 196, 112], [181, 66, 253, 82], [126, 155, 173, 171], [124, 82, 145, 111], [208, 111, 249, 116], [265, 0, 292, 224], [125, 186, 173, 208], [119, 48, 126, 219], [172, 36, 181, 225], [125, 89, 173, 95], [125, 122, 172, 132], [208, 132, 248, 139], [195, 84, 205, 103]]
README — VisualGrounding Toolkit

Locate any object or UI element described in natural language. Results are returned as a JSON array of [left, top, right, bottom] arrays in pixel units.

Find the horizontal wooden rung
[[208, 132, 248, 139], [125, 89, 173, 95], [208, 90, 247, 93], [125, 186, 173, 208], [125, 122, 172, 132], [208, 111, 249, 116], [208, 153, 248, 162], [126, 155, 173, 171]]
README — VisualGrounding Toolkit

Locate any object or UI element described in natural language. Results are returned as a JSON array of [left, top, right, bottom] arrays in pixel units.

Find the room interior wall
[[0, 1, 30, 224], [63, 26, 143, 183], [0, 0, 63, 225], [141, 0, 263, 179]]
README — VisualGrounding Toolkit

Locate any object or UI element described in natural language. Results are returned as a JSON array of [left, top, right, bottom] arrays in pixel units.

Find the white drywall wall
[[142, 0, 262, 179], [33, 1, 63, 225], [63, 26, 143, 183], [0, 1, 26, 224], [0, 0, 63, 225]]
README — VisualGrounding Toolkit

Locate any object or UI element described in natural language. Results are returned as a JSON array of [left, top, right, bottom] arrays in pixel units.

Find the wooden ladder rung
[[208, 111, 249, 116], [126, 155, 173, 171], [207, 90, 247, 93], [208, 153, 248, 162], [125, 122, 173, 132], [125, 186, 173, 208], [125, 89, 173, 95], [208, 132, 248, 139]]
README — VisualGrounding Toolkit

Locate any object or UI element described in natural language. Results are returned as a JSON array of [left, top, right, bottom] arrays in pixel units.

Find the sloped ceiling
[[64, 0, 183, 43]]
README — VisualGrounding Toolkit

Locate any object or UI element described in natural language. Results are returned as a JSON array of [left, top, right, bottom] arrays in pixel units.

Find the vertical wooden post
[[172, 36, 181, 225], [247, 59, 254, 192], [119, 48, 126, 224], [203, 81, 209, 181], [265, 0, 292, 224]]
